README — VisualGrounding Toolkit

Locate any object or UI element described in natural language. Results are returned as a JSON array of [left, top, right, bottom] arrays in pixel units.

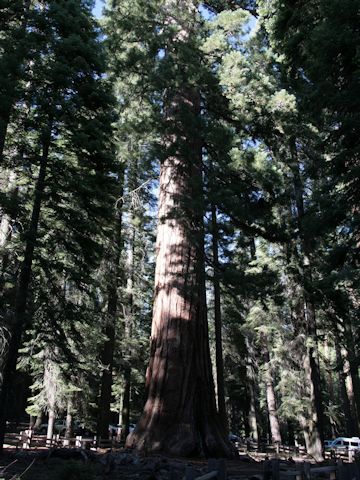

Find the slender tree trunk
[[0, 171, 16, 247], [118, 392, 124, 426], [46, 410, 55, 447], [0, 0, 31, 162], [343, 323, 360, 431], [29, 415, 34, 429], [0, 105, 12, 163], [97, 316, 116, 440], [324, 341, 335, 405], [0, 126, 51, 452], [34, 413, 43, 431], [245, 336, 259, 444], [0, 171, 19, 293], [302, 349, 324, 460], [334, 338, 357, 435], [65, 398, 73, 444], [211, 203, 227, 432], [287, 420, 295, 446], [263, 347, 282, 444], [97, 170, 124, 438], [247, 383, 259, 444], [290, 145, 324, 457], [122, 220, 135, 440], [97, 184, 124, 440], [121, 367, 131, 440]]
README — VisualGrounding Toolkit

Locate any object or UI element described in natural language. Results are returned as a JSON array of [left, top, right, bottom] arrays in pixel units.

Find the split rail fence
[[237, 442, 355, 462], [186, 458, 360, 480], [4, 429, 121, 450]]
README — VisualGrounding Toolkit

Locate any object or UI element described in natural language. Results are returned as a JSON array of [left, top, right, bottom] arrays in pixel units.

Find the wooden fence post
[[348, 450, 355, 463], [75, 435, 82, 448], [22, 429, 32, 449], [275, 442, 280, 455]]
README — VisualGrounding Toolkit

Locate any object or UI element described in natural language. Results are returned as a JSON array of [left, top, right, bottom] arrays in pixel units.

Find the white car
[[324, 440, 333, 449], [108, 423, 135, 436], [330, 437, 360, 451]]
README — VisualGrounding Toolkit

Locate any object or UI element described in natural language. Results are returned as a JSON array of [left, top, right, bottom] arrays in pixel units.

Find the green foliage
[[1, 0, 358, 451]]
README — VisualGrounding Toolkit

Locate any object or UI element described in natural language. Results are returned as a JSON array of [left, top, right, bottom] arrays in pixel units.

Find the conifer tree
[[0, 0, 117, 451]]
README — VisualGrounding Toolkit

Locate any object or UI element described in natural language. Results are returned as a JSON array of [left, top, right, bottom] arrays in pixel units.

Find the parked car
[[109, 423, 122, 437], [330, 437, 360, 452], [229, 433, 241, 443], [108, 423, 136, 437], [324, 440, 333, 449]]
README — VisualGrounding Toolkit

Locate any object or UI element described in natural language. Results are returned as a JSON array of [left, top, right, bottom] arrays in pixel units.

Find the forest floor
[[0, 447, 328, 480]]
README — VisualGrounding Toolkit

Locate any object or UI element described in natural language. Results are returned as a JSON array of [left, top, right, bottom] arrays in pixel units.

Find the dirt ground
[[0, 447, 286, 480]]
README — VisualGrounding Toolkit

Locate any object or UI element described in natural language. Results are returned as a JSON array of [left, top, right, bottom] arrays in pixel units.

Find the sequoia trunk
[[126, 85, 233, 456]]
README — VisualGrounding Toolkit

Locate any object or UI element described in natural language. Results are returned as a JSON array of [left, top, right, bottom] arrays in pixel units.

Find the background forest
[[0, 0, 359, 462]]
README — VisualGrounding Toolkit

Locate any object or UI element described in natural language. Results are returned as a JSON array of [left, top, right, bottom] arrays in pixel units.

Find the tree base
[[125, 416, 237, 458]]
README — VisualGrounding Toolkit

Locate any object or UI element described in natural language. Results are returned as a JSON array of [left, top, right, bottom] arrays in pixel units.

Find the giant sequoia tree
[[1, 0, 358, 459], [108, 0, 234, 457]]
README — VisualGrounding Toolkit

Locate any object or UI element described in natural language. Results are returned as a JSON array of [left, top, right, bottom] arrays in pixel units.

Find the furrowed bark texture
[[126, 88, 233, 457], [126, 0, 233, 457]]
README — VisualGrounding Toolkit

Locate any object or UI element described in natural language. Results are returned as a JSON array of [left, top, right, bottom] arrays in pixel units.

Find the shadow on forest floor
[[0, 448, 340, 480]]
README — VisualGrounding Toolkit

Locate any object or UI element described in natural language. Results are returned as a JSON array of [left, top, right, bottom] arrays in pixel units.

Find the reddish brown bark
[[126, 88, 233, 457]]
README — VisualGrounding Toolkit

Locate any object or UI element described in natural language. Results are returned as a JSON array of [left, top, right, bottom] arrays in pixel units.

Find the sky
[[93, 0, 103, 18]]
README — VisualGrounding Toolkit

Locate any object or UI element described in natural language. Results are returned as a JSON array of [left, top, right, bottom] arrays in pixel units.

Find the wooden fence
[[4, 433, 357, 462], [182, 458, 360, 480], [3, 430, 122, 450], [236, 442, 356, 462]]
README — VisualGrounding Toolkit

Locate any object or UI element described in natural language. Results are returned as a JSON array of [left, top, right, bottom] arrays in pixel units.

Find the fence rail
[[3, 430, 123, 451], [178, 458, 360, 480], [236, 442, 355, 462]]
